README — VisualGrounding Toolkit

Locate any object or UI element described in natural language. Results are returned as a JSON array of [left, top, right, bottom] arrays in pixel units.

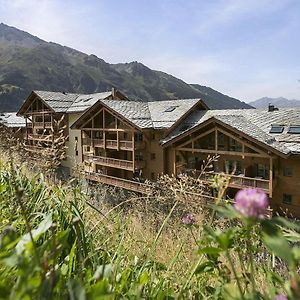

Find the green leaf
[[139, 271, 149, 286], [195, 261, 216, 274], [92, 264, 113, 280], [263, 234, 294, 266], [15, 213, 53, 254], [61, 263, 68, 276]]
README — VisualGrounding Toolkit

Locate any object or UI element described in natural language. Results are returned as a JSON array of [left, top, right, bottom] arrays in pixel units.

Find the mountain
[[0, 23, 251, 112], [249, 97, 300, 109]]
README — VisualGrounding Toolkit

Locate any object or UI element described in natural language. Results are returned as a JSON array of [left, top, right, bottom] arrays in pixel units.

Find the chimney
[[112, 87, 117, 98], [268, 103, 279, 112]]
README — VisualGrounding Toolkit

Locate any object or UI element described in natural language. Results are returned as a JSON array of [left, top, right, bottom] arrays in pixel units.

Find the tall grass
[[0, 153, 299, 299]]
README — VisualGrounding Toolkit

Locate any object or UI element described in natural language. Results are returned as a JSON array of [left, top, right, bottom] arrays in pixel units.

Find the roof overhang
[[70, 100, 142, 131], [17, 91, 55, 116], [163, 99, 208, 137], [162, 116, 289, 159]]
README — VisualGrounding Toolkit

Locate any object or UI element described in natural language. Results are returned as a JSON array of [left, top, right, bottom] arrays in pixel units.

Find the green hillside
[[0, 23, 251, 111]]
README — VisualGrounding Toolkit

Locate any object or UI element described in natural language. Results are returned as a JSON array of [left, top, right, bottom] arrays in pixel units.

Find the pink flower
[[234, 188, 269, 219], [182, 214, 196, 225], [274, 295, 288, 300]]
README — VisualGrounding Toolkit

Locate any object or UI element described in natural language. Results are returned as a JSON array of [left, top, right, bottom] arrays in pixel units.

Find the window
[[86, 146, 91, 152], [270, 125, 284, 133], [283, 194, 292, 205], [213, 161, 219, 172], [225, 160, 242, 175], [207, 135, 214, 150], [256, 164, 269, 179], [150, 153, 156, 160], [135, 152, 143, 161], [134, 133, 143, 141], [164, 106, 177, 112], [229, 138, 242, 152], [75, 137, 78, 141], [283, 166, 293, 177], [217, 132, 225, 150], [75, 150, 79, 156], [288, 126, 300, 134]]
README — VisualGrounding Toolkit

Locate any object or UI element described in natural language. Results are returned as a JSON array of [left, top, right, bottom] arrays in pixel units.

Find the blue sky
[[0, 0, 299, 102]]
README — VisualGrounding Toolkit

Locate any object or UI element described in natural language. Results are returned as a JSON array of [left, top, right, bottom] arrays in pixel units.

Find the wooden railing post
[[269, 157, 273, 198]]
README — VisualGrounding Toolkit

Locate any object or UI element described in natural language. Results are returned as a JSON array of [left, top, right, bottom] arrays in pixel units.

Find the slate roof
[[101, 100, 152, 128], [97, 98, 200, 129], [32, 91, 116, 113], [162, 108, 300, 155], [0, 112, 27, 128]]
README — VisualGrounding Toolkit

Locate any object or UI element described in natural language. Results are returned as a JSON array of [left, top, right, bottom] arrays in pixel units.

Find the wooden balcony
[[33, 122, 52, 128], [82, 138, 145, 151], [83, 154, 134, 171], [74, 171, 151, 194], [198, 172, 270, 193]]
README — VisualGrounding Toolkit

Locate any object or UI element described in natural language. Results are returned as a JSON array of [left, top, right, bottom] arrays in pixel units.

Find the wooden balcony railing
[[72, 170, 151, 194], [198, 171, 270, 193], [83, 154, 134, 171], [33, 122, 52, 128], [82, 138, 146, 151]]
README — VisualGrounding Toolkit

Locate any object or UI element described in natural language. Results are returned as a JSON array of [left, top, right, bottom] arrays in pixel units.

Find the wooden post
[[269, 157, 273, 198], [173, 149, 177, 176], [25, 117, 28, 142], [103, 110, 106, 149], [51, 114, 54, 143], [215, 129, 218, 151], [81, 130, 84, 165], [132, 130, 135, 173], [116, 118, 119, 150]]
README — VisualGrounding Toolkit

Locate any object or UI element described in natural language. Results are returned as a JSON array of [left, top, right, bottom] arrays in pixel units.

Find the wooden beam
[[175, 147, 270, 158], [177, 127, 215, 148], [103, 110, 106, 149], [269, 157, 273, 198], [80, 128, 135, 132], [173, 149, 176, 176], [215, 129, 218, 151], [81, 108, 104, 129], [217, 127, 268, 155], [132, 131, 135, 172]]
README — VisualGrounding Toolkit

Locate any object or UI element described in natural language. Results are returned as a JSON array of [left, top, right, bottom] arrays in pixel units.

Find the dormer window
[[269, 125, 284, 133], [164, 106, 177, 112], [288, 125, 300, 134]]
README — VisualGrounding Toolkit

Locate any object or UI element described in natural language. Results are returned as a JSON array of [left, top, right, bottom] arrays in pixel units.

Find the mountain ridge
[[249, 97, 300, 108], [0, 23, 251, 111]]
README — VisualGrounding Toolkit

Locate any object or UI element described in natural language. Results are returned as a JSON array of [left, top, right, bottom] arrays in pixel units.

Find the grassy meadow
[[0, 147, 299, 299]]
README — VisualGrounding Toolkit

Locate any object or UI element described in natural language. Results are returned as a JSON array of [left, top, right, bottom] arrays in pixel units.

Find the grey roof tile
[[162, 108, 300, 155], [0, 112, 27, 128]]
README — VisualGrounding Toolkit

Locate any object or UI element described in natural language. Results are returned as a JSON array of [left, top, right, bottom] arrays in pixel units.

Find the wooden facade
[[17, 90, 300, 218]]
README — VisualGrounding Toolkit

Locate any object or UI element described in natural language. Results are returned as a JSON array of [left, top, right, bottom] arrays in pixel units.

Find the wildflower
[[234, 188, 269, 219], [182, 214, 196, 225], [274, 295, 288, 300]]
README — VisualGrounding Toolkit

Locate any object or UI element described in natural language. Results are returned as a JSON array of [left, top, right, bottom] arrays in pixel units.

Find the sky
[[0, 0, 299, 102]]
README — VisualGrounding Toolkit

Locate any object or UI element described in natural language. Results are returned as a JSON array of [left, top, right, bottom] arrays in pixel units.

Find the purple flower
[[274, 295, 288, 300], [182, 214, 196, 225], [234, 188, 269, 219]]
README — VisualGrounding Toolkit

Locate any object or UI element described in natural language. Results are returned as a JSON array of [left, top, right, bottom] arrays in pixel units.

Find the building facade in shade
[[18, 89, 300, 217], [0, 112, 28, 140], [17, 88, 128, 172]]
